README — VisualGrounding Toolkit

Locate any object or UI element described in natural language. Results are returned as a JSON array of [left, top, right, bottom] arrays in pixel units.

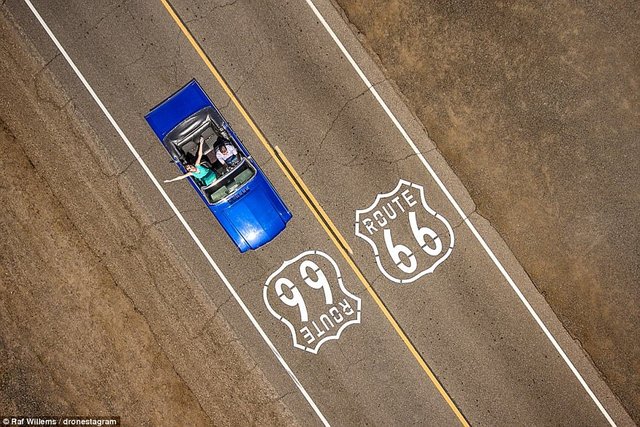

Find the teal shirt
[[192, 164, 217, 186]]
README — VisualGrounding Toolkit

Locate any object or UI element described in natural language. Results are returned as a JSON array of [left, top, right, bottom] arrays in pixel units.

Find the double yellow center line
[[159, 1, 468, 425]]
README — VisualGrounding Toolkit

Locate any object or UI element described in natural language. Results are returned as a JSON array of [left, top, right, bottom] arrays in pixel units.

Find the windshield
[[206, 160, 255, 204]]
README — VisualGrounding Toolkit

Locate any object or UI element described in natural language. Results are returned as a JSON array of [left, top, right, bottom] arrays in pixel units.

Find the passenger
[[216, 142, 239, 167], [163, 136, 217, 186]]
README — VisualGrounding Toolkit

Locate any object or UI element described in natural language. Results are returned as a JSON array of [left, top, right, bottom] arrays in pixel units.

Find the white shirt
[[216, 144, 238, 164]]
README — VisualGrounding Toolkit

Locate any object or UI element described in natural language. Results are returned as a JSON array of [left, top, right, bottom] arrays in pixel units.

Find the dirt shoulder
[[334, 0, 640, 421], [0, 9, 295, 426]]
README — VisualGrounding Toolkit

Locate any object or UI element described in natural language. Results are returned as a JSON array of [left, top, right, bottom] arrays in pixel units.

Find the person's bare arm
[[195, 136, 205, 165], [163, 172, 192, 183]]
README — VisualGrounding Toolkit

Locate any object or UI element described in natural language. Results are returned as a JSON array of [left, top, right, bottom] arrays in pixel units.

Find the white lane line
[[22, 1, 329, 425], [302, 1, 617, 425]]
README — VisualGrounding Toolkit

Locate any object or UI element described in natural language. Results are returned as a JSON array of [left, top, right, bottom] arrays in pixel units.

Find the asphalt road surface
[[334, 1, 640, 421], [1, 0, 635, 425], [0, 9, 297, 425]]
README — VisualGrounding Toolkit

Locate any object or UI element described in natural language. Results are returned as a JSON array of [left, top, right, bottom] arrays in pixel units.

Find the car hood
[[219, 187, 287, 251]]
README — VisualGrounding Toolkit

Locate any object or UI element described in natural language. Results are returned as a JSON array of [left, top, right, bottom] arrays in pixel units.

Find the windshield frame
[[204, 158, 256, 205]]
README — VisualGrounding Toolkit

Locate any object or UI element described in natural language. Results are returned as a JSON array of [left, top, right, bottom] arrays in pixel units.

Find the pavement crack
[[273, 390, 295, 403], [301, 87, 371, 176], [452, 208, 477, 229], [341, 354, 367, 374], [369, 272, 384, 287], [210, 293, 235, 321], [335, 151, 363, 167], [33, 52, 61, 79], [116, 158, 138, 177], [112, 178, 144, 230], [242, 360, 259, 376], [319, 87, 371, 150], [85, 0, 129, 34], [259, 155, 274, 168], [170, 34, 181, 86], [114, 144, 155, 177], [218, 96, 233, 112], [234, 45, 265, 96], [388, 152, 417, 164], [143, 214, 178, 233], [149, 30, 182, 86], [373, 77, 388, 86], [122, 43, 151, 70], [184, 0, 239, 24]]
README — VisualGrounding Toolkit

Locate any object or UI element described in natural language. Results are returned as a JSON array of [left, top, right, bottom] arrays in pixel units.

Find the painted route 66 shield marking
[[355, 180, 454, 284], [263, 250, 361, 354]]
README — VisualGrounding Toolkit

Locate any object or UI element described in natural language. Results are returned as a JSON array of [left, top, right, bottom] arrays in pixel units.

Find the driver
[[216, 142, 239, 167], [163, 136, 217, 186]]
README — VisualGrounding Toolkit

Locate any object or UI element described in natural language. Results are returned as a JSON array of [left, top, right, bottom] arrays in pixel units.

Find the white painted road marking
[[264, 250, 361, 354], [22, 1, 329, 425], [303, 0, 617, 425], [355, 180, 454, 284]]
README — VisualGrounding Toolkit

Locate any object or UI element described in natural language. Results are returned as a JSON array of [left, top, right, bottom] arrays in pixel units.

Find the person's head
[[219, 145, 228, 154], [185, 164, 197, 173]]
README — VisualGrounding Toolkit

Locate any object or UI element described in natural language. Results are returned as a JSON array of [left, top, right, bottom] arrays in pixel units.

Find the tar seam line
[[22, 1, 329, 425], [302, 0, 617, 425]]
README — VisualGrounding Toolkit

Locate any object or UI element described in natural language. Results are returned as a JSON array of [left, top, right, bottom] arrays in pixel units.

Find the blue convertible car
[[145, 79, 292, 252]]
